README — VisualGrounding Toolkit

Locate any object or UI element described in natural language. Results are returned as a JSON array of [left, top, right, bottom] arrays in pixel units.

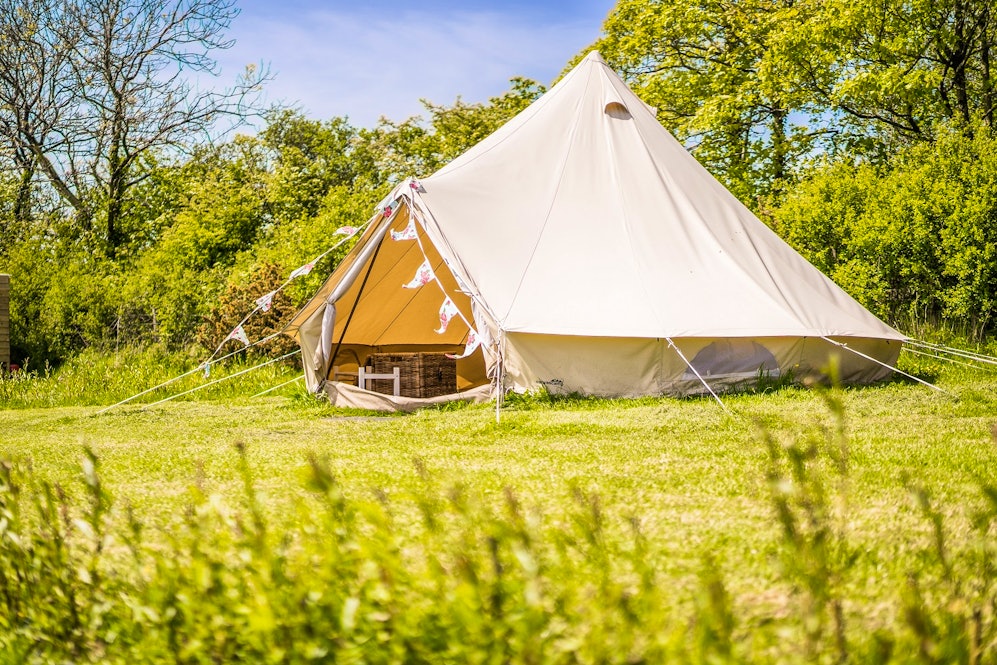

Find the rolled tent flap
[[314, 302, 336, 381]]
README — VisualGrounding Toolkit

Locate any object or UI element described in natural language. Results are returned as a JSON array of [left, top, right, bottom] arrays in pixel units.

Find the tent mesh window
[[370, 353, 457, 398], [682, 340, 780, 380]]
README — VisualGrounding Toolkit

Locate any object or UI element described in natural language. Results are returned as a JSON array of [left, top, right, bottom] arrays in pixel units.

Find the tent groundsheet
[[322, 382, 491, 412]]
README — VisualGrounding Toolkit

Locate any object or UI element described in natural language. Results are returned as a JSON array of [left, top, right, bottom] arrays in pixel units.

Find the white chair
[[357, 366, 400, 396]]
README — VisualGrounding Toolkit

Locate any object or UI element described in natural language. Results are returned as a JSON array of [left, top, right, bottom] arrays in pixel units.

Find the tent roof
[[408, 51, 902, 341]]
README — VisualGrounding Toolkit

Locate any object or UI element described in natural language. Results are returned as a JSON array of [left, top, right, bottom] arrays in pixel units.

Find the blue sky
[[213, 0, 615, 127]]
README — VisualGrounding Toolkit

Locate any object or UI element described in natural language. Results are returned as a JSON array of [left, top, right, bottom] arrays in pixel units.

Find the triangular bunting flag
[[446, 329, 481, 359], [435, 297, 459, 334], [289, 262, 315, 279], [226, 324, 250, 347], [334, 226, 358, 236], [255, 290, 276, 313], [391, 218, 418, 241], [403, 260, 435, 289], [203, 362, 211, 378]]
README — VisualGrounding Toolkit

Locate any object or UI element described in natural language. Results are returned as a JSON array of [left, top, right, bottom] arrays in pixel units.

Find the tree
[[590, 0, 997, 195], [769, 124, 997, 337], [591, 0, 820, 200], [0, 0, 268, 257], [787, 0, 997, 150], [259, 110, 382, 226], [366, 77, 545, 182]]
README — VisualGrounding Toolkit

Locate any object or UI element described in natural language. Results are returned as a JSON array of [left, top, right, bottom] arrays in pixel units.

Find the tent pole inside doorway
[[328, 237, 384, 377]]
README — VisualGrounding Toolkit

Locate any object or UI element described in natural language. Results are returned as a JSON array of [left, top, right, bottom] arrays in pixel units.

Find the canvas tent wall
[[285, 52, 905, 405]]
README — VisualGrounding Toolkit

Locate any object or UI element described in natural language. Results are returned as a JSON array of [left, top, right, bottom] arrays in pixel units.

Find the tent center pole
[[328, 237, 385, 376]]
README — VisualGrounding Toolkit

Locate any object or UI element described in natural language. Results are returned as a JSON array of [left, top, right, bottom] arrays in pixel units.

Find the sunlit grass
[[0, 350, 995, 661]]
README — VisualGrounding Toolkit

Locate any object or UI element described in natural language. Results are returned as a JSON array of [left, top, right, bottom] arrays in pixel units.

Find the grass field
[[0, 353, 995, 662]]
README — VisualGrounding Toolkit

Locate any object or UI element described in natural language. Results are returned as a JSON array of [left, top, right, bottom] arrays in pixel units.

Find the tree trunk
[[982, 5, 994, 129], [105, 184, 123, 258], [13, 151, 35, 227], [770, 105, 788, 195], [105, 98, 128, 258], [953, 1, 973, 126]]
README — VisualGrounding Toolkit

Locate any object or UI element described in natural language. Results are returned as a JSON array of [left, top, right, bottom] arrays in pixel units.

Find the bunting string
[[96, 215, 377, 415], [402, 182, 494, 364], [203, 220, 371, 366], [142, 350, 302, 410]]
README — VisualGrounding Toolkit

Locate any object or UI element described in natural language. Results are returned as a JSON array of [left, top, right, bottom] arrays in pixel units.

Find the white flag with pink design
[[226, 324, 250, 346], [289, 262, 315, 279], [447, 329, 481, 359], [403, 260, 435, 289], [435, 297, 460, 334], [255, 290, 276, 312], [391, 218, 418, 241], [334, 226, 358, 236]]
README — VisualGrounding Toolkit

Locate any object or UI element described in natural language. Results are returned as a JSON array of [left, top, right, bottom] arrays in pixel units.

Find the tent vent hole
[[604, 101, 631, 119]]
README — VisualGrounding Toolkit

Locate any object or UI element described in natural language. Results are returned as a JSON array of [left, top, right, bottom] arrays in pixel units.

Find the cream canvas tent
[[284, 52, 905, 409]]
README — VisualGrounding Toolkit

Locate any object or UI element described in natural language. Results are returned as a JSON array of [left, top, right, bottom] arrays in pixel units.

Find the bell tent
[[284, 51, 905, 410]]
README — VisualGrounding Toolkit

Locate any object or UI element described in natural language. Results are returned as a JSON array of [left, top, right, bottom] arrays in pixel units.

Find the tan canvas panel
[[326, 209, 473, 348], [288, 204, 484, 391]]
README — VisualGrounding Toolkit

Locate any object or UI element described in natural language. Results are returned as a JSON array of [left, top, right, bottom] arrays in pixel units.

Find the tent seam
[[602, 79, 670, 334], [623, 89, 830, 337], [504, 68, 594, 324]]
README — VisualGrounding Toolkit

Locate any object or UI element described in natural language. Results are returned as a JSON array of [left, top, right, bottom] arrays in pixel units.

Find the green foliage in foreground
[[0, 363, 996, 662]]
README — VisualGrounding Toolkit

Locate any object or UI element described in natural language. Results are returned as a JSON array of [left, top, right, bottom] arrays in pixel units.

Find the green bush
[[770, 124, 997, 337]]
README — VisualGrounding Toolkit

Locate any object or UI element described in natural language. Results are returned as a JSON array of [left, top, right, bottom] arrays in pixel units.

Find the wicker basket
[[370, 353, 457, 398]]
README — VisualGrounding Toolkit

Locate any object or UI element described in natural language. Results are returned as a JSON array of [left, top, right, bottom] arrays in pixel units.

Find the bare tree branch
[[0, 0, 271, 254]]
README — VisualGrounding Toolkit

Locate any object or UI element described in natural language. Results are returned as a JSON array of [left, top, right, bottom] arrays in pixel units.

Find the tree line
[[1, 0, 996, 367]]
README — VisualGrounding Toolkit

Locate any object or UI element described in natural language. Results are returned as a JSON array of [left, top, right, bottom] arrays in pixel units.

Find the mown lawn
[[0, 359, 995, 662]]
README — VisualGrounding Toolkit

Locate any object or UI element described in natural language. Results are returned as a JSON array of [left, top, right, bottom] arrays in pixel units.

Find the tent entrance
[[312, 203, 488, 392]]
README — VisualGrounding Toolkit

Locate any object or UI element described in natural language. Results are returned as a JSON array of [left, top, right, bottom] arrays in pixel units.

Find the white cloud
[[211, 4, 608, 127]]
